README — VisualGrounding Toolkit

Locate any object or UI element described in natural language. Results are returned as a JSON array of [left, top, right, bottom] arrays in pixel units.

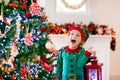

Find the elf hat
[[68, 23, 89, 42]]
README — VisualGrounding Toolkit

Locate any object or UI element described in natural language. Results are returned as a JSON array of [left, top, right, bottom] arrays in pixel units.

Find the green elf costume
[[55, 24, 92, 80]]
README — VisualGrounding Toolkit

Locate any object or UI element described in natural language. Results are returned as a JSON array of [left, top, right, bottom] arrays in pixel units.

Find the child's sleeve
[[77, 48, 91, 67], [55, 49, 63, 78]]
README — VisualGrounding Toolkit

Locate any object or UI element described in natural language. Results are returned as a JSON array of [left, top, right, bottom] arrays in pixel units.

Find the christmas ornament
[[29, 2, 41, 15], [45, 40, 58, 66], [0, 76, 2, 80], [24, 33, 33, 46], [11, 42, 18, 57], [20, 64, 28, 79], [1, 57, 16, 73], [34, 75, 39, 80], [0, 42, 18, 72], [45, 40, 55, 52], [40, 27, 46, 32], [35, 55, 41, 62], [24, 12, 31, 18], [0, 16, 11, 26], [10, 74, 16, 80], [9, 2, 18, 8], [21, 3, 27, 10], [41, 60, 54, 72], [40, 13, 47, 22]]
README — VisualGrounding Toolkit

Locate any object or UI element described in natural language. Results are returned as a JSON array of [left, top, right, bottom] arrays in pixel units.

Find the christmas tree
[[0, 0, 55, 79]]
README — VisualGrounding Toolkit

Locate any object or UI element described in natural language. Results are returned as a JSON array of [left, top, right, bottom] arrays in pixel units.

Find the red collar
[[65, 46, 81, 55]]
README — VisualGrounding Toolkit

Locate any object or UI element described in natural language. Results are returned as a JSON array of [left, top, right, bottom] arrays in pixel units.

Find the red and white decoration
[[45, 40, 56, 52], [29, 2, 41, 15]]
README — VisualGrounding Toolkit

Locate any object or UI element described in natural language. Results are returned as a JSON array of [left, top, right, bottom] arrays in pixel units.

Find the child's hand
[[87, 47, 96, 56], [53, 50, 59, 57]]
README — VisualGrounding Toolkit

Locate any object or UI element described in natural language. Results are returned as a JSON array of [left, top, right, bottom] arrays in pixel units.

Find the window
[[56, 0, 87, 12]]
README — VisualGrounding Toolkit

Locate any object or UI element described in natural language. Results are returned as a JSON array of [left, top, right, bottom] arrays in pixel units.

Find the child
[[55, 24, 95, 80]]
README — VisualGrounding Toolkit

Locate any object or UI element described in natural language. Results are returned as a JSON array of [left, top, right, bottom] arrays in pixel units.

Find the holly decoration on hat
[[83, 28, 89, 42]]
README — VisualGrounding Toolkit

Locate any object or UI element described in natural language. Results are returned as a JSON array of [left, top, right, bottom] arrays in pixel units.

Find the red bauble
[[40, 27, 46, 32], [34, 77, 39, 80], [41, 60, 54, 72], [21, 3, 27, 10], [24, 12, 31, 18], [29, 2, 41, 15], [11, 75, 16, 80], [0, 76, 2, 80]]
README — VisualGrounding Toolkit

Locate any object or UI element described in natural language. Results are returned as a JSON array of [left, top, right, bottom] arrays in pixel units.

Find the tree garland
[[61, 0, 87, 10]]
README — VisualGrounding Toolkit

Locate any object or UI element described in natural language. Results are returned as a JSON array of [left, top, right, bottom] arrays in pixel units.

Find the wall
[[97, 0, 120, 78], [45, 0, 98, 24], [40, 0, 120, 79]]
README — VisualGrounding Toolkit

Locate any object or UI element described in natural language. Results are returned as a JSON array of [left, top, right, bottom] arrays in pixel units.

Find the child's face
[[68, 30, 82, 49]]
